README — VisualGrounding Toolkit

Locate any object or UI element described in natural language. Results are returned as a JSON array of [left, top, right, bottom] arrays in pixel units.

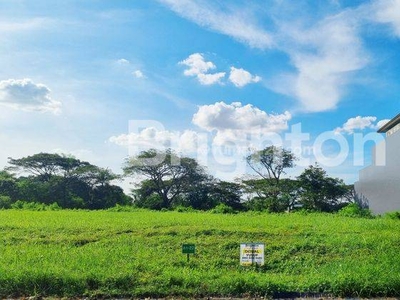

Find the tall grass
[[0, 210, 399, 297]]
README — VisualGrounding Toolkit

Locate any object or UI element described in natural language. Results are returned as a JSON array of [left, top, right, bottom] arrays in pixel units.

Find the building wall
[[355, 130, 400, 214]]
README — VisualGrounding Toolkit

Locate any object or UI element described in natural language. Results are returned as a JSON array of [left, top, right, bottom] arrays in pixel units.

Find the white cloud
[[376, 119, 391, 130], [179, 53, 225, 85], [197, 72, 225, 85], [373, 0, 400, 37], [281, 12, 369, 112], [133, 70, 145, 78], [229, 67, 261, 87], [193, 101, 291, 132], [109, 127, 204, 154], [159, 0, 274, 49], [193, 101, 291, 145], [0, 18, 50, 34], [164, 1, 372, 112], [0, 78, 61, 114], [179, 53, 215, 76], [334, 116, 390, 134], [117, 58, 130, 65]]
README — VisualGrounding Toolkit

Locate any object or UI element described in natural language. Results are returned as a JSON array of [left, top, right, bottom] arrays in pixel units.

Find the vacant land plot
[[0, 210, 399, 298]]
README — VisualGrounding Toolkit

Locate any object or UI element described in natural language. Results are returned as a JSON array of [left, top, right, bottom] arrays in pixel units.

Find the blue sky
[[1, 0, 399, 187]]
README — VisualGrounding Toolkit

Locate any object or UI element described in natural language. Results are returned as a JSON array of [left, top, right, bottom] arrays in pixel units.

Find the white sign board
[[240, 243, 264, 266]]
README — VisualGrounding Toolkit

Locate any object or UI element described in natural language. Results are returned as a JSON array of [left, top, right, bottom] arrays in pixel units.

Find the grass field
[[0, 209, 399, 298]]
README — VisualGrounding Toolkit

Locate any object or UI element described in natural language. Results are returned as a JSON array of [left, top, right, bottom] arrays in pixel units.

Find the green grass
[[0, 210, 399, 298]]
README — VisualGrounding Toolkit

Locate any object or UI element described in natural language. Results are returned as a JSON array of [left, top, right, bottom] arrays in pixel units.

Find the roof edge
[[377, 113, 400, 133]]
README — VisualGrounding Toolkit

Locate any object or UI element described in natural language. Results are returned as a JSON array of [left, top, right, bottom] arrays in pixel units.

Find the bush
[[48, 202, 62, 211], [0, 195, 12, 209], [338, 203, 374, 218], [174, 205, 195, 212], [385, 211, 400, 220], [108, 204, 137, 212], [11, 200, 62, 211], [211, 203, 236, 214]]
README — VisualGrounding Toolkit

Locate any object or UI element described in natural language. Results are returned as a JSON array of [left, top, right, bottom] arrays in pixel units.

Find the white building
[[355, 114, 400, 214]]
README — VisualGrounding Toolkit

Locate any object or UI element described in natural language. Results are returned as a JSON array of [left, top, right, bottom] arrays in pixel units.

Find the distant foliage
[[211, 203, 237, 214], [107, 204, 140, 212], [11, 200, 62, 211], [385, 211, 400, 220], [297, 164, 352, 212], [338, 203, 373, 218], [0, 149, 359, 213], [2, 153, 131, 209], [174, 205, 195, 213], [0, 195, 12, 209]]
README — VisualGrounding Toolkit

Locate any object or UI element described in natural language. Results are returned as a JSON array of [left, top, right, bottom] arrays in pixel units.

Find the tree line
[[0, 147, 355, 211], [0, 153, 131, 209]]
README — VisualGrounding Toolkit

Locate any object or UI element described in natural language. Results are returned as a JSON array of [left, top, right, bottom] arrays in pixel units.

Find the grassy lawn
[[0, 209, 399, 298]]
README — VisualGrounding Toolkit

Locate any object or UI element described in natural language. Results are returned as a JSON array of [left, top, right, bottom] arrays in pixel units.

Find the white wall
[[355, 130, 400, 214]]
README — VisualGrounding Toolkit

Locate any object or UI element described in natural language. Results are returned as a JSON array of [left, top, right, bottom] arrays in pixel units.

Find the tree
[[297, 164, 349, 211], [241, 177, 299, 212], [181, 179, 243, 211], [7, 153, 90, 182], [7, 153, 128, 209], [246, 146, 296, 185], [123, 149, 207, 209], [0, 170, 18, 200], [209, 181, 243, 210], [245, 146, 296, 212]]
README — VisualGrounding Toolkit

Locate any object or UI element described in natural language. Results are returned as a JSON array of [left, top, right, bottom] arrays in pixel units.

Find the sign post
[[240, 243, 264, 266], [182, 244, 196, 262]]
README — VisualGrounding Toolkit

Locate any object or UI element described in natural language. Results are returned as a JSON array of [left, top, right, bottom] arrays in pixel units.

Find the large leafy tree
[[7, 153, 127, 209], [297, 164, 350, 211], [241, 177, 299, 212], [245, 146, 296, 212], [246, 146, 296, 184], [124, 149, 207, 209], [7, 153, 89, 181], [0, 170, 18, 200]]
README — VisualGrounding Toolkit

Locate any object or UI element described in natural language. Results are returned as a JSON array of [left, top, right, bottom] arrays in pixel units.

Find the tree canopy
[[124, 149, 207, 208], [0, 148, 357, 212], [4, 153, 130, 209]]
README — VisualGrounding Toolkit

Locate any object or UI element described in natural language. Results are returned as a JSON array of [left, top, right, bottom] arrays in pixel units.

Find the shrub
[[0, 195, 12, 209], [174, 205, 195, 212], [108, 204, 136, 212], [11, 200, 61, 211], [48, 202, 62, 211], [338, 203, 374, 218], [385, 211, 400, 220], [211, 203, 236, 214]]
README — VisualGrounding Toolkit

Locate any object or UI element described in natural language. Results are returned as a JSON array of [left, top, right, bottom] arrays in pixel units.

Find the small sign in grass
[[240, 243, 264, 266], [182, 243, 195, 262]]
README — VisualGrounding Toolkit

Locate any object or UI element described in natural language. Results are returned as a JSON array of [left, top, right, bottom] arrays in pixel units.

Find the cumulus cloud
[[334, 116, 390, 134], [109, 127, 205, 154], [193, 101, 291, 132], [376, 119, 391, 130], [0, 78, 61, 114], [193, 101, 291, 145], [229, 67, 261, 87], [197, 72, 225, 85], [179, 53, 215, 76], [179, 53, 225, 85], [373, 0, 400, 37], [110, 102, 291, 156]]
